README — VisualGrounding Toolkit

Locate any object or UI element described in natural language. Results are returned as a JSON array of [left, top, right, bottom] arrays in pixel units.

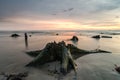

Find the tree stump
[[26, 41, 111, 75], [26, 41, 77, 74]]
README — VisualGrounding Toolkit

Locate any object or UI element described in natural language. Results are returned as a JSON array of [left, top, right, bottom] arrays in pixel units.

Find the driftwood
[[26, 41, 111, 74]]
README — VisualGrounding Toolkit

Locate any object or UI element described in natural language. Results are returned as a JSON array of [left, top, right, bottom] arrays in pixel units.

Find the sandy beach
[[1, 0, 120, 79], [0, 31, 120, 80]]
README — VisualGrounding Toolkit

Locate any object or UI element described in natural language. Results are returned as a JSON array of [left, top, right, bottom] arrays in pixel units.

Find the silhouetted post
[[24, 33, 28, 48]]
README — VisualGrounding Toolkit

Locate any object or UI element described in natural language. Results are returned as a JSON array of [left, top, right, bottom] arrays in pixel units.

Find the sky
[[0, 0, 120, 31]]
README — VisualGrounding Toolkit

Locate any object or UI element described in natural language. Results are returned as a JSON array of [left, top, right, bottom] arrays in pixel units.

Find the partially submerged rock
[[110, 33, 120, 35], [11, 34, 20, 37], [92, 35, 112, 39], [101, 36, 112, 38], [92, 35, 100, 39], [100, 32, 120, 35], [70, 36, 79, 42]]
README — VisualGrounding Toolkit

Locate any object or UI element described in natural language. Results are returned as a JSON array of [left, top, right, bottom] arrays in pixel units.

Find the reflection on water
[[0, 31, 120, 80], [72, 40, 78, 45], [25, 37, 28, 48]]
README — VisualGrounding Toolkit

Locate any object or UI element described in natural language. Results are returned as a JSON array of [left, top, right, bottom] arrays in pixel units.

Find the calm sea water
[[0, 30, 120, 80]]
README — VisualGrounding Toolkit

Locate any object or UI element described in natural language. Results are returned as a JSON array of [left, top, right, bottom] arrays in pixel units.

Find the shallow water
[[0, 31, 120, 80]]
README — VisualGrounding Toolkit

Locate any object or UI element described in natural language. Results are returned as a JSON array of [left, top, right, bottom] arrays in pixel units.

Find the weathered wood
[[26, 41, 77, 74], [67, 44, 111, 59], [26, 41, 111, 75], [26, 43, 56, 66], [26, 50, 42, 57], [26, 43, 111, 59]]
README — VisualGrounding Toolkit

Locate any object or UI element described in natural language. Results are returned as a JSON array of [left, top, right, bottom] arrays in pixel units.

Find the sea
[[0, 30, 120, 80]]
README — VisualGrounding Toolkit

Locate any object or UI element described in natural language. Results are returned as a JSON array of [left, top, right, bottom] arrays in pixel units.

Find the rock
[[101, 36, 112, 38], [109, 33, 120, 35], [92, 35, 100, 39], [100, 32, 104, 34], [56, 33, 59, 35], [0, 72, 28, 80], [71, 36, 79, 41], [115, 64, 120, 73], [29, 35, 32, 37], [11, 34, 20, 37]]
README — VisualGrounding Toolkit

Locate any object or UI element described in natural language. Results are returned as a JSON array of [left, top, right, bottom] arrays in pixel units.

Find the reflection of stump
[[26, 41, 76, 74]]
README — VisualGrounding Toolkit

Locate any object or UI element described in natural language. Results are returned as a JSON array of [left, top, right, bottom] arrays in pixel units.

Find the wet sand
[[0, 31, 120, 80], [23, 54, 120, 80]]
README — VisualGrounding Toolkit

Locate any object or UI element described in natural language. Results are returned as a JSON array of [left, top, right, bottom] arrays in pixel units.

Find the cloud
[[0, 0, 120, 30], [0, 0, 120, 20], [92, 0, 120, 13]]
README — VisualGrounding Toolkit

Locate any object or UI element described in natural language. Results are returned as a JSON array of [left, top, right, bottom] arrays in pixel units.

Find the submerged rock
[[92, 35, 100, 39], [110, 33, 120, 35], [11, 34, 20, 37], [101, 36, 112, 38], [70, 36, 79, 41]]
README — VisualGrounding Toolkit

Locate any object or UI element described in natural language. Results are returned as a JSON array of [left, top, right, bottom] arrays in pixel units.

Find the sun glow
[[4, 18, 83, 30], [2, 17, 120, 30]]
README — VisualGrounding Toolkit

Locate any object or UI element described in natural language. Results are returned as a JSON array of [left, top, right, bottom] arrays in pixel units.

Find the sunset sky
[[0, 0, 120, 30]]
